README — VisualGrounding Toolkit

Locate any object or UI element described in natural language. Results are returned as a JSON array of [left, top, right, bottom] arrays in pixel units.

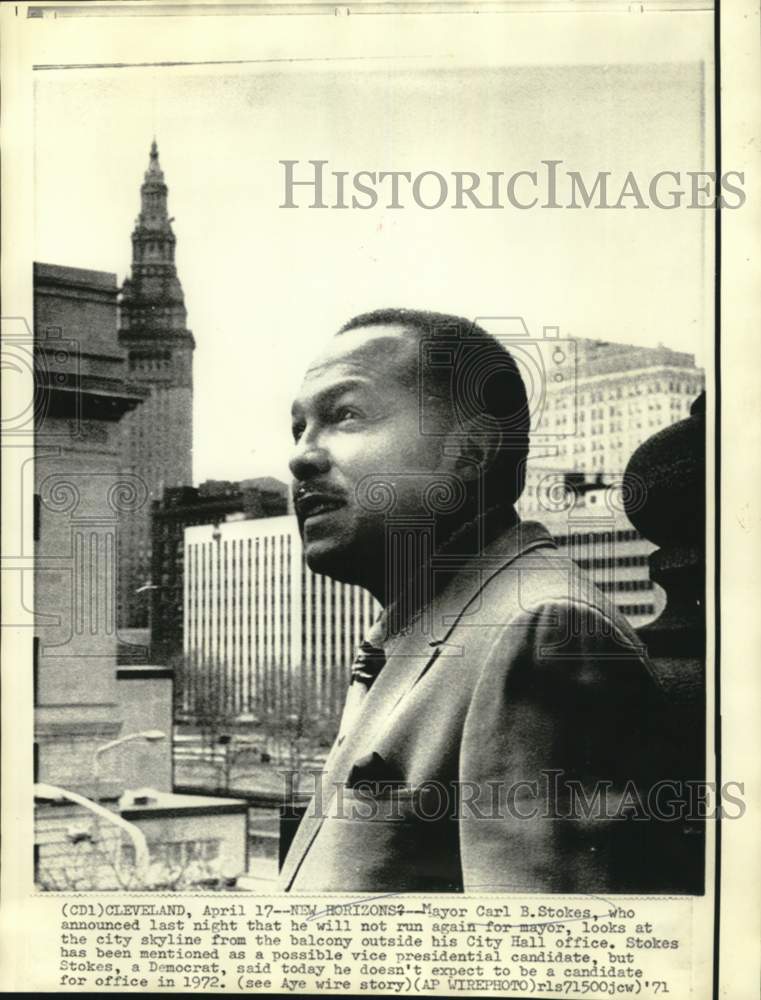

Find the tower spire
[[119, 140, 190, 335], [147, 138, 162, 177]]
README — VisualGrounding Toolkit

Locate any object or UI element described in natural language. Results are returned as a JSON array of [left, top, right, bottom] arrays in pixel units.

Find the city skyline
[[34, 57, 712, 485]]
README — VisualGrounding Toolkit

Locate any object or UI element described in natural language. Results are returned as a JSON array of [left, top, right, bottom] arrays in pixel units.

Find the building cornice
[[118, 328, 196, 350], [35, 380, 147, 423], [122, 802, 248, 820], [547, 363, 706, 395]]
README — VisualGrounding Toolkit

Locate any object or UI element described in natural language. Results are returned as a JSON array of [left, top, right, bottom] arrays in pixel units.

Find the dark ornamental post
[[624, 390, 706, 892]]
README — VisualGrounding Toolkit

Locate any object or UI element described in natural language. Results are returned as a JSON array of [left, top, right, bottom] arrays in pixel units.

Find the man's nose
[[288, 433, 331, 482]]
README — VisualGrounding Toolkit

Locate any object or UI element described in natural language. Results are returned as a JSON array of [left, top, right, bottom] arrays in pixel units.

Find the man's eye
[[334, 406, 360, 424]]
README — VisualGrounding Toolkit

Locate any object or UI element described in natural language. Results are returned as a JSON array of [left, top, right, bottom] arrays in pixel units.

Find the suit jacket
[[280, 519, 683, 894]]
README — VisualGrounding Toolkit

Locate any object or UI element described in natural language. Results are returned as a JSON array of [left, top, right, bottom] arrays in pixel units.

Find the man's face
[[289, 324, 450, 592]]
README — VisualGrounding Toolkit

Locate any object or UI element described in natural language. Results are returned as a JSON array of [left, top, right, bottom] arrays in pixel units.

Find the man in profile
[[279, 308, 672, 894]]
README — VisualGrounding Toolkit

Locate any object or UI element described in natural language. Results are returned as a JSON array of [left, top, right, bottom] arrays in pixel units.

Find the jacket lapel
[[280, 520, 555, 888]]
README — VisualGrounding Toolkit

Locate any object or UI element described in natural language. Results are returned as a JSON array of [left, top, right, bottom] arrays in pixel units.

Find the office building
[[517, 338, 704, 627], [521, 338, 704, 491]]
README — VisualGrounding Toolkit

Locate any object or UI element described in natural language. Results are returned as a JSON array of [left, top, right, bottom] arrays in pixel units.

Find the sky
[[34, 48, 713, 486]]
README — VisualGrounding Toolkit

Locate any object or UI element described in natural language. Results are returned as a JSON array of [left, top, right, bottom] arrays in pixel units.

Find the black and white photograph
[[1, 1, 759, 997]]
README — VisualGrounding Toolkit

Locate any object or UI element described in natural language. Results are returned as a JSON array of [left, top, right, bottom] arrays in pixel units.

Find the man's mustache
[[292, 482, 348, 503], [292, 483, 350, 520]]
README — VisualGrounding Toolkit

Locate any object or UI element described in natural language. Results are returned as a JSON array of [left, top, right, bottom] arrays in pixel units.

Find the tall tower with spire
[[118, 140, 195, 628]]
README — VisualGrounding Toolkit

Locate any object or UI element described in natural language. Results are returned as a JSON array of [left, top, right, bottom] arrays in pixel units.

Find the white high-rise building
[[184, 515, 379, 722]]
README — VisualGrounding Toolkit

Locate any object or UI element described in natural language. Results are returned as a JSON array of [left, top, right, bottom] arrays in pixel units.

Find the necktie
[[350, 640, 386, 688], [334, 638, 387, 746]]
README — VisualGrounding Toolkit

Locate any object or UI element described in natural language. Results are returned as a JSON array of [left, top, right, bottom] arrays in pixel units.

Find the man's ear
[[439, 416, 502, 483]]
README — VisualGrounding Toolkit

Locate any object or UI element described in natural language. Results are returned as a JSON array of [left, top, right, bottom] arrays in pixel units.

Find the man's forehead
[[301, 324, 419, 389]]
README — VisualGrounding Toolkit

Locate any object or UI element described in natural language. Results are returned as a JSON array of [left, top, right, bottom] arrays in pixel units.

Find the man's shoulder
[[468, 520, 643, 649], [447, 525, 660, 699]]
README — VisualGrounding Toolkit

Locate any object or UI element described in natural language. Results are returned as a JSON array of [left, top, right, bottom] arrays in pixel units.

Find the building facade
[[34, 263, 145, 802], [521, 338, 705, 488], [117, 141, 195, 628], [33, 263, 146, 884], [517, 338, 704, 628], [531, 475, 665, 629], [183, 516, 380, 725], [33, 262, 246, 891]]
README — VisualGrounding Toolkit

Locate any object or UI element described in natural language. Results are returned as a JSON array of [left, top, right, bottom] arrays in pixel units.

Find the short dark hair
[[338, 307, 530, 505]]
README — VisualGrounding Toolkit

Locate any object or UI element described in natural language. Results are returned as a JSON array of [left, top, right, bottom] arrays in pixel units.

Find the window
[[146, 837, 221, 868]]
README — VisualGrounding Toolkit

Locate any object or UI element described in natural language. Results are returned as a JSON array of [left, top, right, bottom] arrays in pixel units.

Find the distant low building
[[119, 789, 248, 886]]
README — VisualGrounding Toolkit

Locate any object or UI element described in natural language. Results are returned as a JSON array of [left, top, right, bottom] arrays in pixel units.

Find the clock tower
[[118, 141, 195, 628]]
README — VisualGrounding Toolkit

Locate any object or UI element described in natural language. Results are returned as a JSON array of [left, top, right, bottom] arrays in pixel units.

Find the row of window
[[618, 603, 656, 616], [122, 839, 220, 869], [576, 555, 649, 569], [129, 357, 173, 372], [555, 529, 640, 546], [580, 380, 701, 404], [597, 579, 654, 593]]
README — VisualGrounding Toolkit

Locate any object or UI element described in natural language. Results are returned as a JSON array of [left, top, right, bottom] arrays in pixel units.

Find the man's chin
[[303, 538, 357, 585]]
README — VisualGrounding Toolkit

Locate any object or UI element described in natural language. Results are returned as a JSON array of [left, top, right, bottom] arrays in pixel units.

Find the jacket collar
[[376, 517, 555, 645]]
